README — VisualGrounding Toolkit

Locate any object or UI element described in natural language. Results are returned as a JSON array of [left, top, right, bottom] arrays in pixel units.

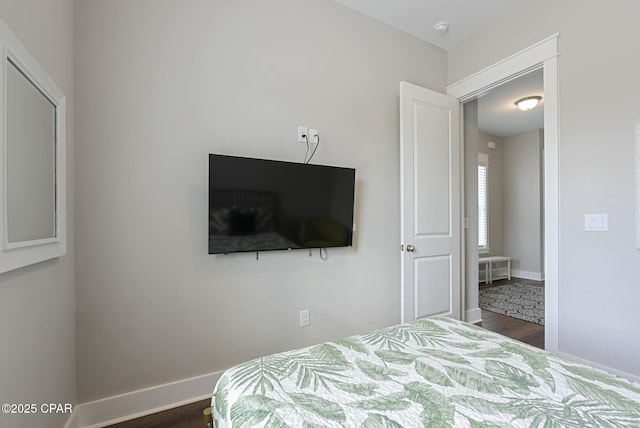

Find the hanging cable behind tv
[[304, 132, 320, 164]]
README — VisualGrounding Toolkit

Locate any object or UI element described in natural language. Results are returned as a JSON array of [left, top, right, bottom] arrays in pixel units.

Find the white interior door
[[400, 81, 461, 322]]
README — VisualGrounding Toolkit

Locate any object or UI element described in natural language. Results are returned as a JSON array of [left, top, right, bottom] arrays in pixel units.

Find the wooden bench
[[478, 256, 511, 284]]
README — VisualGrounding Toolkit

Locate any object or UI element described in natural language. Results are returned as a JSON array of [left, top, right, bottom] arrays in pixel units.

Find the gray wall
[[503, 130, 544, 277], [449, 0, 640, 377], [476, 129, 543, 279], [464, 101, 479, 314], [0, 1, 76, 427], [75, 0, 446, 402]]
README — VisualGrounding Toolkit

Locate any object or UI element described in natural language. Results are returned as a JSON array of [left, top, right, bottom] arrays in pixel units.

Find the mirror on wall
[[0, 19, 66, 274], [6, 59, 56, 244]]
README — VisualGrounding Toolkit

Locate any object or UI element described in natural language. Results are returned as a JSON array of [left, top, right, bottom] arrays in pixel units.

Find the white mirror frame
[[636, 122, 640, 250], [0, 18, 66, 274]]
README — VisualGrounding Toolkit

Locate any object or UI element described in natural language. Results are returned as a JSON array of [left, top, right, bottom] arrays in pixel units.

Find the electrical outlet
[[298, 126, 308, 143], [299, 309, 310, 327], [309, 128, 319, 143]]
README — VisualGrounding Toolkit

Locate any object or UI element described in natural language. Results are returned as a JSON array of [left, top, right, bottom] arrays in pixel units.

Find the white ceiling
[[478, 69, 543, 138], [332, 0, 543, 137], [332, 0, 529, 51]]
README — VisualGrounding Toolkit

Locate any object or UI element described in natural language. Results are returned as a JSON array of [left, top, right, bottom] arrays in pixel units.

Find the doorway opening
[[446, 34, 559, 353], [464, 69, 545, 348]]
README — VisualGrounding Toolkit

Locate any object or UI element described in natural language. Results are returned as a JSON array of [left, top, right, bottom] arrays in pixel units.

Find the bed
[[211, 317, 640, 427]]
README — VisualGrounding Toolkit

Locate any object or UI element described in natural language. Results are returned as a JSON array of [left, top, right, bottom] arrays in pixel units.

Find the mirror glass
[[6, 59, 56, 243]]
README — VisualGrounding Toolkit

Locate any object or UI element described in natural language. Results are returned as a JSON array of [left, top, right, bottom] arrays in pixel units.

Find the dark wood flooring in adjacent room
[[478, 277, 545, 350]]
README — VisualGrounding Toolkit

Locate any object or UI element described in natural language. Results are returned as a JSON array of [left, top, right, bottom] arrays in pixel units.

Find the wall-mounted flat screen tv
[[208, 154, 355, 254]]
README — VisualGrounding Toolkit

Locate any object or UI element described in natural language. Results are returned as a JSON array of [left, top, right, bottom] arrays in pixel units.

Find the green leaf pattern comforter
[[212, 317, 640, 427]]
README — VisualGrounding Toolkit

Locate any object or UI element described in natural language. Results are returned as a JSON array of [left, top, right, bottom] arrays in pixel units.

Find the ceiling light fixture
[[515, 96, 542, 111]]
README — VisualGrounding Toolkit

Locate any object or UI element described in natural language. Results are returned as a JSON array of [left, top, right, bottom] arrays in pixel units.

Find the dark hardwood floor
[[107, 278, 545, 427], [105, 399, 210, 428], [478, 277, 545, 349], [479, 309, 545, 349]]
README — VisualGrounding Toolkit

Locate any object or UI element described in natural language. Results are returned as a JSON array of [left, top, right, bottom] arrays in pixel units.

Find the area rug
[[479, 283, 544, 325]]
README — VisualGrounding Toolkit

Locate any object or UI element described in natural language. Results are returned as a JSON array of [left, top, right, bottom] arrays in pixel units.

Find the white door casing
[[446, 34, 559, 352], [400, 81, 461, 323]]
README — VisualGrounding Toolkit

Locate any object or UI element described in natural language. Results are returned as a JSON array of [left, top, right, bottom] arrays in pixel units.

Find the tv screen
[[208, 154, 355, 254]]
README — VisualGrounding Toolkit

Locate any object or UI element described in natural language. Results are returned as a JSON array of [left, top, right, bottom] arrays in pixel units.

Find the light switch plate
[[585, 213, 608, 232]]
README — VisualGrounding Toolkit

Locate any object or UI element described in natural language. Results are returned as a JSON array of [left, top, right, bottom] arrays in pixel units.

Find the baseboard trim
[[65, 370, 222, 428], [63, 406, 81, 428], [465, 307, 482, 324], [557, 351, 640, 384], [512, 270, 544, 281]]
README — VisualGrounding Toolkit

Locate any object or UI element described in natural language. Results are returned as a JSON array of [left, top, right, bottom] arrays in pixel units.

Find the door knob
[[405, 244, 415, 252]]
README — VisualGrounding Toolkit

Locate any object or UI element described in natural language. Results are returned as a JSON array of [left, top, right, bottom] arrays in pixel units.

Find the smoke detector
[[433, 21, 449, 36]]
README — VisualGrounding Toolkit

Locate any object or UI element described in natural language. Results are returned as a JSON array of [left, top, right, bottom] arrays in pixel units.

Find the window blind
[[478, 154, 489, 250]]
